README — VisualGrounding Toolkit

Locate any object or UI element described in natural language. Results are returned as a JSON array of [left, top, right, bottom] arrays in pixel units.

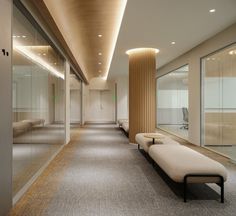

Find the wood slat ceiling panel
[[43, 0, 127, 81]]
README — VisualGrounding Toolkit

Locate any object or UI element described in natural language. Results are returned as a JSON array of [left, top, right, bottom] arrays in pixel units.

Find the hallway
[[10, 125, 236, 216]]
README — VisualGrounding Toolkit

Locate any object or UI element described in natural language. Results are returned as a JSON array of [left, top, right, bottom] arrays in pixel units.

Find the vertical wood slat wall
[[128, 49, 156, 143]]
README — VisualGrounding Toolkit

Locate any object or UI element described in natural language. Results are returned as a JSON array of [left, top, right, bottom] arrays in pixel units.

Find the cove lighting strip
[[104, 0, 127, 80], [14, 43, 64, 80]]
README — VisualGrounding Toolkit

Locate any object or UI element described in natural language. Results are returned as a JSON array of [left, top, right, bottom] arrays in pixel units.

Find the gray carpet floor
[[11, 124, 236, 216]]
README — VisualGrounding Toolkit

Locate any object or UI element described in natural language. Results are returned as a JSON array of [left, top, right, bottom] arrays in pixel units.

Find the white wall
[[83, 78, 116, 123], [65, 61, 70, 144], [70, 75, 81, 123], [157, 23, 236, 145], [0, 0, 13, 215], [70, 90, 81, 122], [116, 76, 128, 120]]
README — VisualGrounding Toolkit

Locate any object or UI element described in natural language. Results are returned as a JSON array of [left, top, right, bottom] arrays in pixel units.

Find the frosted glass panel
[[202, 44, 236, 161], [157, 65, 189, 139]]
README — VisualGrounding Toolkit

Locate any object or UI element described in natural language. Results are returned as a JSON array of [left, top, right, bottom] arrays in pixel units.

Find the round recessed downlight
[[171, 41, 176, 45], [209, 9, 216, 13], [98, 62, 102, 65], [98, 34, 102, 37], [98, 52, 102, 55]]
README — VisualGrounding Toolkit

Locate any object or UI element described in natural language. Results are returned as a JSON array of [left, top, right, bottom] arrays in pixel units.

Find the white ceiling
[[108, 0, 236, 79]]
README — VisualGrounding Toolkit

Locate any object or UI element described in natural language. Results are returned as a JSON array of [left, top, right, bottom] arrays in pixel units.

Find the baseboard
[[85, 121, 116, 124], [156, 127, 189, 142]]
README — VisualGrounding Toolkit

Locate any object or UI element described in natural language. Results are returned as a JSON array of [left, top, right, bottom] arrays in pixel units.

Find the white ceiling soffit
[[108, 0, 236, 79]]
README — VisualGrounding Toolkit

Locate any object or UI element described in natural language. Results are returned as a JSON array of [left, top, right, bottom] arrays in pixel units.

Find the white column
[[65, 60, 70, 144], [81, 82, 86, 125], [0, 0, 13, 214]]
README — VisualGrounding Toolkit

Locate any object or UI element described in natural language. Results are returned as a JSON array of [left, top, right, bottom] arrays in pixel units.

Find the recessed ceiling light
[[22, 35, 26, 38], [13, 35, 16, 38], [17, 36, 21, 38], [43, 53, 46, 56], [54, 62, 57, 65], [98, 70, 102, 73], [98, 52, 102, 55], [171, 41, 176, 45], [98, 34, 102, 37], [98, 62, 102, 65], [209, 9, 216, 13]]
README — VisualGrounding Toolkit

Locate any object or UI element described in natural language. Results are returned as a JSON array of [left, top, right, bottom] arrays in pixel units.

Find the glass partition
[[201, 44, 236, 161], [13, 5, 65, 196], [157, 65, 189, 139]]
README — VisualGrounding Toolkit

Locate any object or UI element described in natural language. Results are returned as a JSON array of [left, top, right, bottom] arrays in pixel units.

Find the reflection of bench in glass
[[22, 119, 45, 127], [13, 119, 45, 137], [13, 122, 31, 137]]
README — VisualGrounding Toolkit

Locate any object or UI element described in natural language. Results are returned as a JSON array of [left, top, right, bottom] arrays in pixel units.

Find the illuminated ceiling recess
[[14, 42, 64, 79], [43, 0, 127, 81], [126, 48, 159, 55]]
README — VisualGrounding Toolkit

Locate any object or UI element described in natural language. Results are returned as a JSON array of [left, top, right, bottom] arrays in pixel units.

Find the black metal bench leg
[[138, 144, 140, 150], [184, 177, 187, 202], [221, 178, 224, 203]]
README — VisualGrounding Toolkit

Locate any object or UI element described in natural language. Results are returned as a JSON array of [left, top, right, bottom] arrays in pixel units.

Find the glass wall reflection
[[157, 65, 189, 139], [13, 5, 65, 196], [202, 44, 236, 161]]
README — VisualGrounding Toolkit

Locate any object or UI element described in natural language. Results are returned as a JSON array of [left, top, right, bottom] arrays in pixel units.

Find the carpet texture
[[9, 124, 236, 216]]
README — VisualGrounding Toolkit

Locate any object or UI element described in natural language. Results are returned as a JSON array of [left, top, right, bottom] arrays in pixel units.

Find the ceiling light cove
[[14, 42, 64, 79], [126, 48, 160, 55], [104, 0, 128, 80]]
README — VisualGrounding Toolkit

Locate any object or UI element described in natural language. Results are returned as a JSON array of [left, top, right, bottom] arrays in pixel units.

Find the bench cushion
[[118, 119, 128, 126], [135, 133, 180, 152], [122, 122, 129, 133], [149, 145, 227, 183]]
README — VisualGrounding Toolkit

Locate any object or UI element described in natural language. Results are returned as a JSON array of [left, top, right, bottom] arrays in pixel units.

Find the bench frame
[[138, 144, 225, 203], [184, 174, 224, 203]]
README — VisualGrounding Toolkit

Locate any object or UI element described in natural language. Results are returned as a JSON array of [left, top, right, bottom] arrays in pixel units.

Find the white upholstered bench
[[135, 133, 179, 152], [149, 144, 227, 202], [117, 119, 128, 127], [122, 122, 129, 133]]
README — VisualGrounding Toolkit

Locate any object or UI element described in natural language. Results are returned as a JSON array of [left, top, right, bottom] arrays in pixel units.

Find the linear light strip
[[104, 0, 127, 80], [13, 44, 64, 80]]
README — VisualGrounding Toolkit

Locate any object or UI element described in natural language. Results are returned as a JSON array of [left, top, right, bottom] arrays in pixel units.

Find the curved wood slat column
[[128, 48, 157, 143]]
